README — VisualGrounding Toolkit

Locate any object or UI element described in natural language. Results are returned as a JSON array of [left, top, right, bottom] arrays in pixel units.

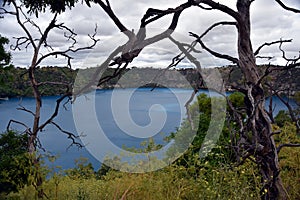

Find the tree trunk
[[28, 50, 44, 198], [236, 1, 287, 199]]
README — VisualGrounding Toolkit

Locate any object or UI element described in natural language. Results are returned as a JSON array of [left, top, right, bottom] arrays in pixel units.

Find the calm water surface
[[0, 88, 294, 170]]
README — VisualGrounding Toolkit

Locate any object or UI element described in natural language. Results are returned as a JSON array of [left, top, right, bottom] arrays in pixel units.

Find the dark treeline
[[1, 65, 299, 97]]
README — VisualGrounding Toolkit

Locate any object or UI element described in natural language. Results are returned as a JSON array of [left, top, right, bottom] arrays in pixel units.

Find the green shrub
[[0, 131, 33, 195]]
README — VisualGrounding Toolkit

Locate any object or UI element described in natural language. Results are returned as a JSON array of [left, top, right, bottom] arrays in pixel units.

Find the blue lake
[[0, 88, 294, 170]]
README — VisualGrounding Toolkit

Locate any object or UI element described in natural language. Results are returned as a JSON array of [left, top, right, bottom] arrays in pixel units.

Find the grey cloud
[[1, 1, 300, 68]]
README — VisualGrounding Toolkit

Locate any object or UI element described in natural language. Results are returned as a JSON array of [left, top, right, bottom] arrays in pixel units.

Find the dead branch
[[7, 119, 32, 134], [279, 41, 300, 65], [9, 1, 37, 50], [186, 21, 238, 64], [51, 121, 83, 149], [97, 1, 196, 68], [38, 94, 72, 132], [93, 0, 130, 36], [169, 36, 201, 69], [255, 56, 274, 60], [10, 36, 30, 50], [199, 21, 237, 40], [274, 0, 300, 13], [35, 25, 99, 68], [73, 45, 124, 96], [98, 62, 129, 86], [254, 39, 292, 56], [277, 143, 300, 154], [17, 105, 36, 117], [196, 0, 241, 23], [190, 31, 239, 64]]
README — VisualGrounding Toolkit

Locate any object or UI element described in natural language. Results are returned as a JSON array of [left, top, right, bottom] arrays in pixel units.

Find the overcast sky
[[0, 0, 300, 69]]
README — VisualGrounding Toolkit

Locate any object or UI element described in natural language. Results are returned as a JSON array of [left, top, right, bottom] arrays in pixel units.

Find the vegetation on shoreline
[[2, 123, 299, 200], [1, 65, 299, 98], [1, 93, 299, 199]]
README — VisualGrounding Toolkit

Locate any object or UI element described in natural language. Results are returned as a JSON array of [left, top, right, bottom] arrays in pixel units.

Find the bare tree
[[1, 0, 99, 197], [187, 1, 299, 199], [3, 0, 300, 199], [84, 1, 300, 199]]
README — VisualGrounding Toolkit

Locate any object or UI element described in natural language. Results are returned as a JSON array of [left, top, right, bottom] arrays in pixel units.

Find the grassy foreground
[[6, 148, 300, 200]]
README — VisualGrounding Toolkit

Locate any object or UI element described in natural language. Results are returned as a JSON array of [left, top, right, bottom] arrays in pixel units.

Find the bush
[[274, 110, 292, 127], [0, 131, 33, 195]]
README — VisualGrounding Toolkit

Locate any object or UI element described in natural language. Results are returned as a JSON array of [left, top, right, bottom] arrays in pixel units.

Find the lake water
[[0, 88, 295, 170]]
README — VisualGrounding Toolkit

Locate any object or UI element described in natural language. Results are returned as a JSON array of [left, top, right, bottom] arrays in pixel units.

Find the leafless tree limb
[[196, 0, 241, 23], [190, 31, 239, 64], [169, 36, 201, 69], [279, 41, 300, 65], [269, 130, 281, 137], [17, 105, 36, 117], [98, 62, 129, 86], [7, 119, 32, 134], [35, 25, 99, 68], [38, 94, 72, 132], [274, 0, 300, 13], [200, 21, 237, 40], [254, 39, 292, 56], [51, 122, 83, 149], [277, 143, 300, 154], [256, 56, 274, 60]]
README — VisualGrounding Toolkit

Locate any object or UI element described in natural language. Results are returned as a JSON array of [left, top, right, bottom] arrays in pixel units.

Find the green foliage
[[228, 91, 245, 108], [65, 157, 95, 179], [0, 35, 11, 67], [167, 93, 235, 175], [0, 131, 33, 195], [5, 122, 300, 199], [274, 110, 292, 127], [7, 162, 262, 200], [273, 123, 300, 199], [3, 0, 79, 16], [0, 66, 76, 97]]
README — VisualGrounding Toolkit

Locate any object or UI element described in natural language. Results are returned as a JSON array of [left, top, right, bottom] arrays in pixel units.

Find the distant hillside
[[218, 65, 300, 95], [0, 66, 76, 97], [0, 65, 299, 97]]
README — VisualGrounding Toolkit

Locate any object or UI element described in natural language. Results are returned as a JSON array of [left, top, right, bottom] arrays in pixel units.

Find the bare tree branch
[[35, 25, 99, 68], [7, 119, 31, 134], [199, 21, 237, 39], [274, 0, 300, 13], [190, 31, 239, 64], [93, 0, 134, 40], [187, 21, 238, 64], [10, 1, 37, 50], [196, 0, 241, 23], [254, 39, 292, 56], [256, 56, 274, 60], [17, 105, 36, 117], [38, 94, 71, 132], [277, 143, 300, 154], [51, 122, 83, 148], [279, 41, 300, 65]]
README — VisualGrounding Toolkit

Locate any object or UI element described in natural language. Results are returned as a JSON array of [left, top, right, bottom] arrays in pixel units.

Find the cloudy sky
[[0, 0, 300, 69]]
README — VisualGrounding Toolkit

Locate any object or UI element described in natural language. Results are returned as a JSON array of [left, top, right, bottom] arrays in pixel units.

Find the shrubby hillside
[[1, 65, 299, 97]]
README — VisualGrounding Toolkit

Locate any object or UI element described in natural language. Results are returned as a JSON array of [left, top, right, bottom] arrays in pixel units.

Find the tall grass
[[6, 123, 300, 200]]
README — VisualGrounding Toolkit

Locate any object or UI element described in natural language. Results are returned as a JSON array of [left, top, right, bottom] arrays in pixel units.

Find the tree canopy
[[0, 35, 11, 67]]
